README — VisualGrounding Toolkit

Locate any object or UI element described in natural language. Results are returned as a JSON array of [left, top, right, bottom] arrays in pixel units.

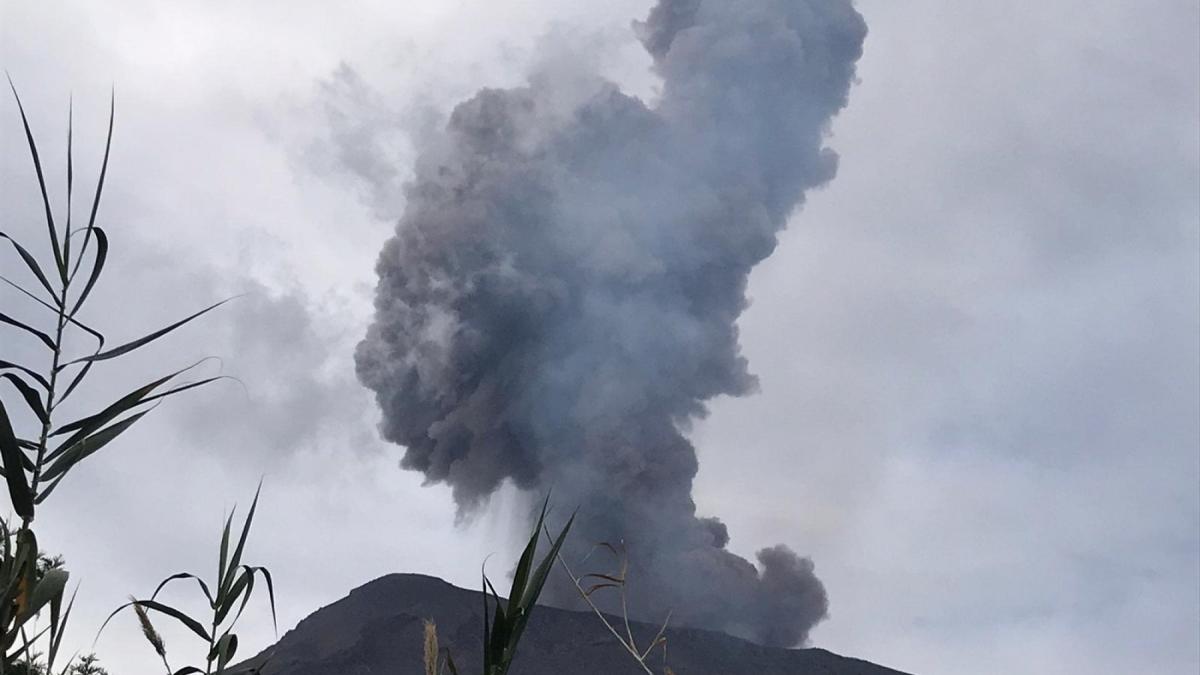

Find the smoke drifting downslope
[[356, 0, 866, 646]]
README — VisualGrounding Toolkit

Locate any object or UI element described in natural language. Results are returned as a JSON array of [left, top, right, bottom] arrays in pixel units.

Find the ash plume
[[356, 0, 867, 646]]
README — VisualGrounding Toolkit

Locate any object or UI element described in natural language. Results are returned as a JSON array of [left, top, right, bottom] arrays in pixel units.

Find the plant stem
[[553, 553, 655, 675], [25, 272, 69, 530]]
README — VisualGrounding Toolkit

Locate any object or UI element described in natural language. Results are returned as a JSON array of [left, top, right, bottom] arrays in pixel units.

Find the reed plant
[[102, 484, 275, 674], [1, 82, 271, 674]]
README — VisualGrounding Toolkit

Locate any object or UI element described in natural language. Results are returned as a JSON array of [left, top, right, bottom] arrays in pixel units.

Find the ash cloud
[[356, 0, 866, 646]]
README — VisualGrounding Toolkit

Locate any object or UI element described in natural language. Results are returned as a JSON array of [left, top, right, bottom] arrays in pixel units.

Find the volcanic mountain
[[234, 573, 910, 674]]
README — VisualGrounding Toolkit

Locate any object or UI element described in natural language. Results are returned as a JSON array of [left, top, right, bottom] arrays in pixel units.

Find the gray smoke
[[356, 0, 866, 646]]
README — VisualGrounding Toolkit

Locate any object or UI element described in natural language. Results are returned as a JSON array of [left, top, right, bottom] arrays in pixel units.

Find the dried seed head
[[423, 619, 439, 675], [132, 598, 167, 658]]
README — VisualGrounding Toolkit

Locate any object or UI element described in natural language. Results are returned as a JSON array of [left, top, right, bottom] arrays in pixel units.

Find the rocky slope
[[233, 574, 909, 674]]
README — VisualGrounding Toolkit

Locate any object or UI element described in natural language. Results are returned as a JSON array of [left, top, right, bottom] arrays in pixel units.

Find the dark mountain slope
[[234, 574, 910, 675]]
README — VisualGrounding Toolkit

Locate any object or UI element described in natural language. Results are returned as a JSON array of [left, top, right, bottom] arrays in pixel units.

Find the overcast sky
[[1, 1, 1197, 674]]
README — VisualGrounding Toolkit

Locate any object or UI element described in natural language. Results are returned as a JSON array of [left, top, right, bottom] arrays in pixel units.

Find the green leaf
[[100, 599, 212, 643], [1, 528, 38, 617], [1, 372, 49, 424], [0, 274, 105, 349], [33, 471, 65, 505], [219, 481, 261, 597], [507, 497, 550, 614], [501, 504, 574, 671], [64, 98, 74, 269], [215, 569, 250, 626], [218, 509, 235, 600], [140, 376, 224, 406], [151, 572, 215, 608], [7, 75, 66, 281], [214, 632, 239, 672], [47, 585, 76, 670], [0, 232, 60, 306], [0, 360, 49, 391], [41, 408, 152, 482], [48, 362, 202, 455], [68, 226, 107, 318], [216, 565, 276, 632], [0, 400, 34, 519], [65, 297, 234, 365], [68, 91, 113, 288], [16, 567, 68, 628], [256, 565, 277, 634], [483, 575, 510, 672], [0, 311, 54, 350]]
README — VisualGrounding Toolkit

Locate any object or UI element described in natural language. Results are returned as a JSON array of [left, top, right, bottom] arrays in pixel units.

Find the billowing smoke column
[[356, 0, 866, 646]]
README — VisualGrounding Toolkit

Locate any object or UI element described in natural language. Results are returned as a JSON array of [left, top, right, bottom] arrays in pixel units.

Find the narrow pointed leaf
[[508, 497, 549, 614], [0, 311, 54, 349], [50, 362, 198, 447], [257, 565, 277, 633], [215, 569, 250, 626], [0, 232, 59, 305], [66, 297, 234, 365], [140, 376, 223, 406], [1, 373, 49, 423], [64, 99, 74, 269], [34, 472, 66, 505], [18, 568, 67, 625], [99, 599, 211, 643], [8, 76, 66, 279], [507, 512, 574, 655], [583, 582, 620, 597], [0, 400, 34, 519], [47, 586, 77, 669], [0, 360, 49, 391], [216, 632, 239, 671], [150, 572, 215, 607], [68, 226, 107, 317], [70, 91, 114, 285], [1, 275, 104, 348], [221, 482, 262, 594], [218, 508, 235, 600], [41, 408, 151, 482]]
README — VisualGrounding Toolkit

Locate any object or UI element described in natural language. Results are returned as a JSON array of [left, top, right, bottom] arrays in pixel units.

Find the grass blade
[[1, 372, 49, 424], [0, 400, 34, 519], [220, 481, 261, 595], [41, 408, 152, 482], [47, 585, 77, 669], [64, 97, 74, 269], [70, 91, 113, 285], [218, 510, 235, 600], [0, 360, 50, 391], [65, 297, 234, 365], [0, 232, 60, 306], [68, 226, 107, 318], [48, 360, 206, 454], [151, 572, 215, 608], [7, 75, 66, 281], [0, 311, 55, 350], [101, 599, 212, 644]]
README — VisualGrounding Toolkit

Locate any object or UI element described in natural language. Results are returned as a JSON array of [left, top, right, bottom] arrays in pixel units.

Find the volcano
[[234, 573, 910, 674]]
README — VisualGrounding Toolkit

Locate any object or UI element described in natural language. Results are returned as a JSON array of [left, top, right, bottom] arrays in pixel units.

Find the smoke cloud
[[356, 0, 866, 646]]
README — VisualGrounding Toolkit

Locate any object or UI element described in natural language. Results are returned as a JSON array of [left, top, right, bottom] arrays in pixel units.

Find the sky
[[1, 1, 1198, 674]]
